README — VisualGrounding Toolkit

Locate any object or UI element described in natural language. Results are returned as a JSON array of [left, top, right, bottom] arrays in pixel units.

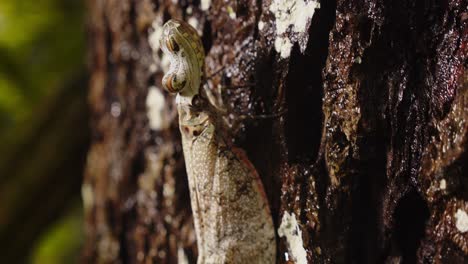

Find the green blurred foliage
[[29, 204, 84, 264], [0, 0, 85, 132], [0, 0, 86, 261]]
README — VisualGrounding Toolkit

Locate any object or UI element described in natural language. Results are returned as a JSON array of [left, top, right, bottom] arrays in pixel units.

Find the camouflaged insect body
[[160, 19, 276, 264]]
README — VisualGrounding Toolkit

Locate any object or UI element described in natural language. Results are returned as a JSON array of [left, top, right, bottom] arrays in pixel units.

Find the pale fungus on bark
[[146, 86, 167, 130], [269, 0, 320, 58], [278, 211, 308, 264], [455, 209, 468, 233]]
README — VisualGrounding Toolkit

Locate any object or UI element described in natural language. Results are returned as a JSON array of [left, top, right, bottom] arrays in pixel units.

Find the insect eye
[[171, 75, 187, 91]]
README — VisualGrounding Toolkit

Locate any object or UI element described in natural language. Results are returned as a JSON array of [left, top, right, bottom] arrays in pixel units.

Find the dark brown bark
[[83, 0, 467, 263]]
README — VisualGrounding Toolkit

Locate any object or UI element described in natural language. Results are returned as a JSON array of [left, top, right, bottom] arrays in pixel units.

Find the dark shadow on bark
[[394, 189, 429, 264]]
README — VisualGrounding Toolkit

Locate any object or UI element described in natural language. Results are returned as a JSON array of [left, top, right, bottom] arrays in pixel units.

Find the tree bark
[[83, 0, 467, 263]]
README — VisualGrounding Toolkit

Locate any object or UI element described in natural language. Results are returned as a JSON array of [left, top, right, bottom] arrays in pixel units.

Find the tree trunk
[[83, 0, 467, 263]]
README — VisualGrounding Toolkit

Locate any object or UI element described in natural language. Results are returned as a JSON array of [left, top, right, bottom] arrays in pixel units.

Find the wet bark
[[83, 0, 467, 263]]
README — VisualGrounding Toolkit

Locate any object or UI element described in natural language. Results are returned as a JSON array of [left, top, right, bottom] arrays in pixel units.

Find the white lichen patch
[[269, 0, 320, 58], [455, 209, 468, 233], [149, 19, 163, 53], [270, 0, 320, 34], [188, 17, 202, 35], [178, 247, 189, 264], [258, 21, 265, 31], [163, 180, 175, 200], [439, 179, 447, 190], [81, 183, 94, 211], [188, 17, 198, 30], [227, 6, 237, 19], [201, 0, 211, 11], [110, 102, 121, 117], [146, 86, 167, 130], [274, 37, 293, 58], [278, 212, 308, 264], [148, 18, 164, 72], [355, 56, 362, 64]]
